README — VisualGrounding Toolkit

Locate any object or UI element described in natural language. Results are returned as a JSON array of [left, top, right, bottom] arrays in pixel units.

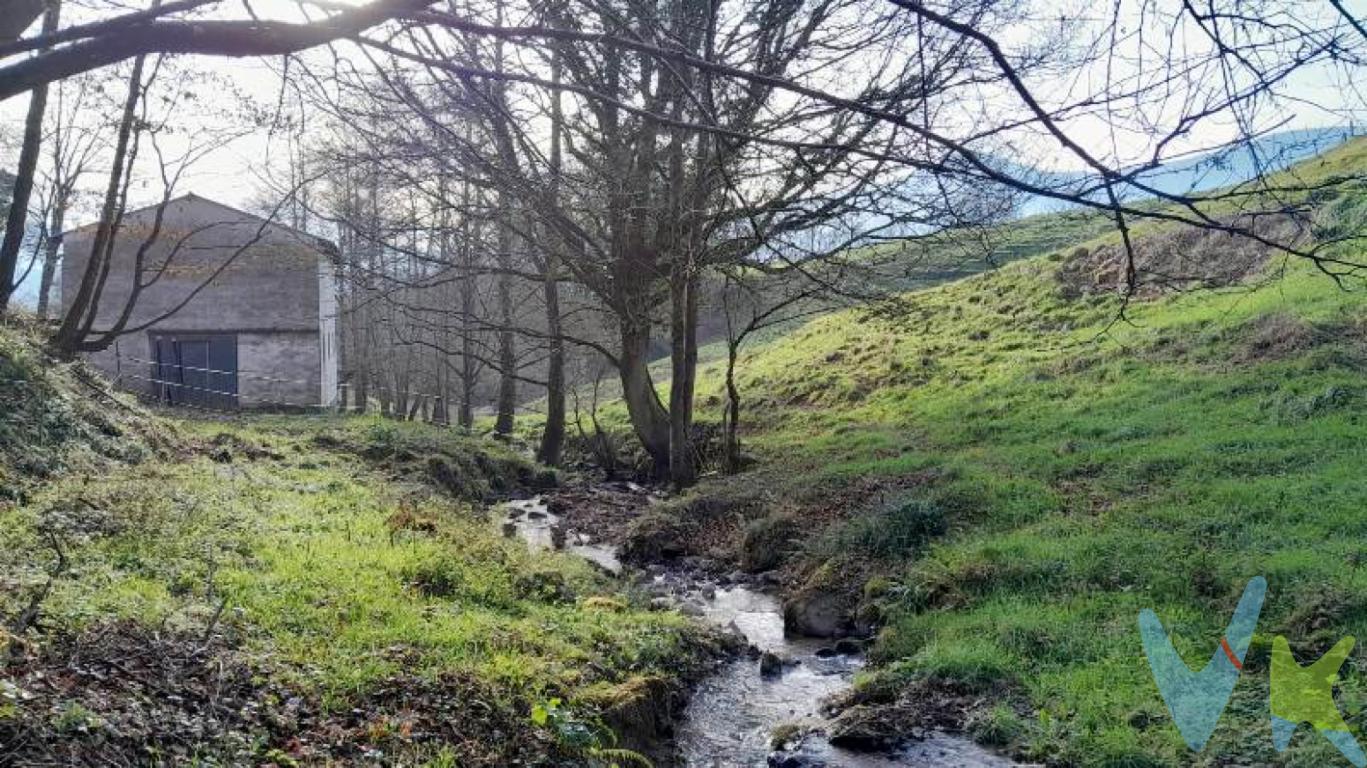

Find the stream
[[501, 495, 1018, 768]]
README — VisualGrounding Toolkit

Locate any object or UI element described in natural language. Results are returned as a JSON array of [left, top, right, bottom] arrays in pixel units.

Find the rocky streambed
[[499, 490, 1019, 768]]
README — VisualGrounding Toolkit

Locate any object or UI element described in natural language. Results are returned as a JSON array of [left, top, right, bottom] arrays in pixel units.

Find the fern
[[588, 747, 653, 768], [529, 697, 652, 767]]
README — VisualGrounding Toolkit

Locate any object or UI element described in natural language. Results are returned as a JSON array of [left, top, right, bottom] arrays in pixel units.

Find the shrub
[[739, 514, 798, 572], [405, 554, 466, 598], [819, 497, 947, 560], [912, 639, 1014, 691], [967, 703, 1025, 747]]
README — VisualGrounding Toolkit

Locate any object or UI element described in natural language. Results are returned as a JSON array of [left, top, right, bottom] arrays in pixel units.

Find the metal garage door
[[150, 333, 238, 409]]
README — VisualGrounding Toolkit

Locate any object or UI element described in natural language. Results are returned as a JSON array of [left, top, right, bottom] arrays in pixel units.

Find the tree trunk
[[52, 35, 145, 353], [458, 182, 477, 431], [458, 370, 474, 429], [619, 318, 671, 472], [537, 256, 565, 465], [458, 276, 475, 429], [35, 189, 65, 318], [536, 53, 565, 466], [493, 203, 516, 436], [668, 265, 699, 487], [352, 283, 370, 414], [0, 0, 59, 316], [724, 339, 742, 474], [391, 369, 408, 419], [354, 372, 368, 414]]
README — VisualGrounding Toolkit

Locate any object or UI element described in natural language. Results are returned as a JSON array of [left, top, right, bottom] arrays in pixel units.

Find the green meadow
[[0, 401, 713, 765]]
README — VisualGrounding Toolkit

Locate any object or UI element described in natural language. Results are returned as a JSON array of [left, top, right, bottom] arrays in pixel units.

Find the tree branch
[[0, 0, 435, 100]]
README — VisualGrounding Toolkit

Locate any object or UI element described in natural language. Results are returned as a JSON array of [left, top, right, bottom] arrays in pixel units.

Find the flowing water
[[502, 496, 622, 575], [500, 495, 1018, 768], [672, 585, 1016, 767]]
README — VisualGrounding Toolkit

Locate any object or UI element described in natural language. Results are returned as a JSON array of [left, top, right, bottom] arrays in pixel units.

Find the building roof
[[61, 192, 338, 255]]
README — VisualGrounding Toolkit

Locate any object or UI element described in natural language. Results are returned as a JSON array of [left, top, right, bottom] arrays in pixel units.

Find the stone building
[[61, 194, 339, 409]]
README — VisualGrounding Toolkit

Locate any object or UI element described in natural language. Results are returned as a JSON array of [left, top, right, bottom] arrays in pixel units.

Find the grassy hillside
[[0, 335, 717, 765], [0, 317, 170, 503], [570, 135, 1352, 419], [635, 137, 1367, 765]]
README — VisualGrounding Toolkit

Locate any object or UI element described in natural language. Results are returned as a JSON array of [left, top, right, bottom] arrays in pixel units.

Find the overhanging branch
[[0, 0, 435, 100]]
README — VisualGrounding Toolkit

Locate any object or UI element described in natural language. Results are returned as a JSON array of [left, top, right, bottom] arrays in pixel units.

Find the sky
[[3, 0, 1365, 307]]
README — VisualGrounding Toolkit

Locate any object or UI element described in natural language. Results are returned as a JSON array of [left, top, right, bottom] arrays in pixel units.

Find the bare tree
[[717, 273, 831, 474], [50, 45, 151, 352], [536, 48, 567, 465], [33, 73, 105, 317], [0, 0, 58, 315], [48, 54, 285, 355], [272, 0, 1359, 488], [351, 0, 998, 485]]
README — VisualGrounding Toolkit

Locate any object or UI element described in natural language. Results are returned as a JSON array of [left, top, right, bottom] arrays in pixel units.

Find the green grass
[[633, 137, 1367, 765], [0, 316, 165, 500], [0, 412, 714, 764]]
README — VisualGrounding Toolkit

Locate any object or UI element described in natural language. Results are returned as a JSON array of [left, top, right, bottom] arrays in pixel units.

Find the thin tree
[[0, 0, 59, 315], [34, 73, 104, 317]]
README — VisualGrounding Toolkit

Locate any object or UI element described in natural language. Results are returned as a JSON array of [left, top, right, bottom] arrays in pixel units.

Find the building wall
[[239, 331, 322, 407], [60, 195, 333, 408], [86, 332, 322, 408]]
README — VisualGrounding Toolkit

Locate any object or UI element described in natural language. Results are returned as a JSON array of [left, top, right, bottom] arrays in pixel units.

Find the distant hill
[[1014, 126, 1360, 217]]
